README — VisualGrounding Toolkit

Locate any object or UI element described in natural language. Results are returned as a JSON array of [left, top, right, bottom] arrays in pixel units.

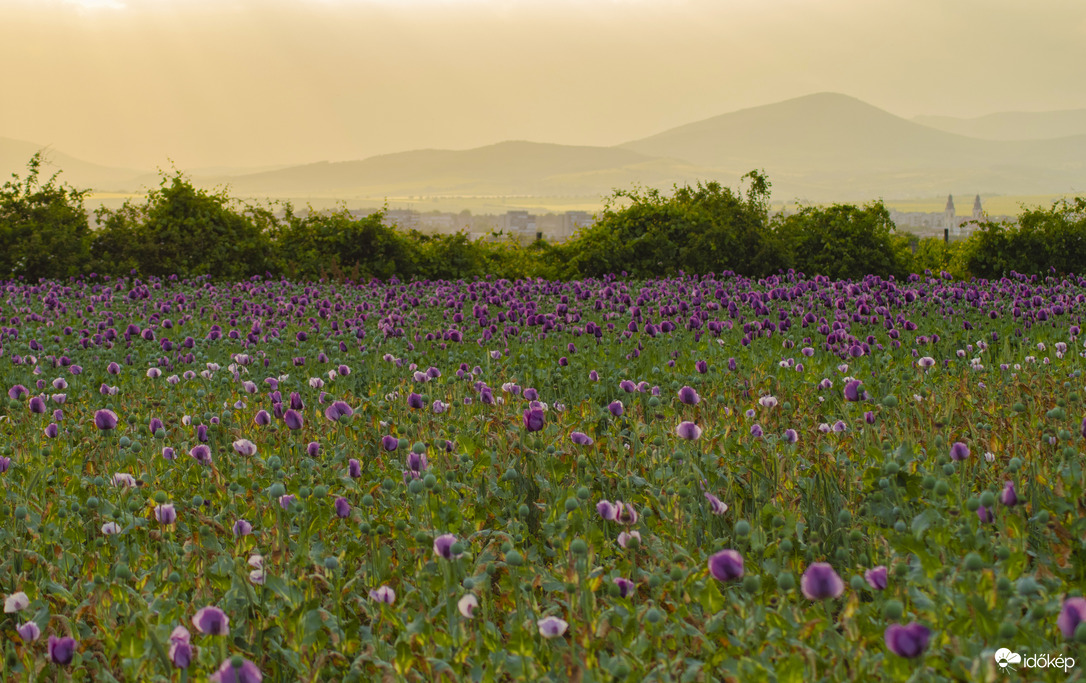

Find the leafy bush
[[91, 172, 275, 279], [774, 201, 906, 280], [0, 153, 92, 279]]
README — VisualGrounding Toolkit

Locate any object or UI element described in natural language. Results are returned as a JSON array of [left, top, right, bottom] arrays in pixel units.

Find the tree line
[[2, 153, 1082, 282]]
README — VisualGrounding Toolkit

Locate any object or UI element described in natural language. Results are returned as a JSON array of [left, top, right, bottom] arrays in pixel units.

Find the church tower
[[972, 194, 983, 222], [945, 194, 957, 236]]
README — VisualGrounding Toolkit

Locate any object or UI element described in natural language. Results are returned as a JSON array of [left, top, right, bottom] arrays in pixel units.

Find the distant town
[[337, 194, 1014, 244]]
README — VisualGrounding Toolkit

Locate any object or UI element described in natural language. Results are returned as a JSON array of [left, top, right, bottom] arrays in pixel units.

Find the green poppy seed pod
[[376, 524, 388, 536], [850, 575, 865, 591], [381, 478, 395, 491], [362, 494, 374, 507], [268, 456, 282, 470], [777, 572, 796, 591], [607, 581, 621, 597], [837, 509, 852, 524], [14, 506, 27, 520], [127, 500, 141, 512], [921, 476, 935, 489], [882, 395, 898, 407], [463, 578, 475, 590], [313, 485, 328, 498], [408, 480, 424, 495], [780, 539, 794, 554], [885, 462, 900, 475], [670, 567, 684, 582], [965, 497, 980, 512], [423, 474, 437, 489], [1075, 623, 1086, 643], [324, 556, 339, 570], [571, 539, 588, 555], [359, 522, 371, 535], [849, 529, 862, 543], [893, 520, 906, 533], [576, 486, 590, 500], [612, 661, 631, 679], [1035, 510, 1050, 524], [883, 599, 904, 620], [397, 438, 409, 451], [414, 531, 430, 545], [995, 546, 1010, 561], [934, 480, 950, 496], [506, 550, 524, 566], [964, 553, 984, 571], [86, 497, 99, 510], [645, 607, 664, 624], [231, 655, 245, 669], [119, 436, 131, 448], [130, 441, 142, 454], [517, 504, 529, 518], [116, 565, 131, 580], [269, 483, 286, 499], [450, 541, 466, 556], [735, 520, 751, 537], [191, 495, 204, 508], [979, 491, 996, 507], [741, 575, 760, 594], [564, 498, 578, 512], [998, 622, 1016, 640], [412, 442, 426, 454]]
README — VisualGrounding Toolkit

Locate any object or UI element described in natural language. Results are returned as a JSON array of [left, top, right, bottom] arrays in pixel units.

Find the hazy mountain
[[0, 137, 144, 191], [914, 109, 1086, 141], [618, 93, 1086, 198], [7, 94, 1086, 202], [211, 141, 715, 198]]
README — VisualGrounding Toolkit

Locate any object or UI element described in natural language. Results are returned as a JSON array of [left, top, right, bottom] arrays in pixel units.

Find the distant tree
[[565, 171, 784, 277], [774, 201, 905, 279], [91, 171, 274, 278], [0, 152, 91, 280]]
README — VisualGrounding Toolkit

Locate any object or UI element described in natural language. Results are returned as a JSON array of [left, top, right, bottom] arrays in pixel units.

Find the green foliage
[[272, 206, 416, 281], [0, 152, 91, 279], [963, 198, 1086, 278], [911, 237, 969, 279], [774, 201, 905, 279], [91, 171, 274, 279], [565, 172, 785, 278]]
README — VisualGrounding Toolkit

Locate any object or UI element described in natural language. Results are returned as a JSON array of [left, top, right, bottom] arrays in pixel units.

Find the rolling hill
[[913, 108, 1086, 141]]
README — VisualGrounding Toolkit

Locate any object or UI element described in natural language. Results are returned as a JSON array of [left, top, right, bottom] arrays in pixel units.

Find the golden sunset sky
[[4, 0, 1085, 170]]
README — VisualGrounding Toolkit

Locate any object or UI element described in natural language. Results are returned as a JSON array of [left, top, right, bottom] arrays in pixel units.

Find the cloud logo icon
[[995, 648, 1022, 669]]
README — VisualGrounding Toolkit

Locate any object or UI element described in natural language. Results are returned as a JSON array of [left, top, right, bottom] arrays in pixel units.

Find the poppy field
[[2, 271, 1086, 682]]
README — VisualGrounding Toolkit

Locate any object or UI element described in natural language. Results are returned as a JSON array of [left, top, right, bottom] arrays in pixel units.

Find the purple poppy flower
[[1058, 597, 1086, 639], [801, 563, 844, 600], [17, 621, 41, 642], [7, 385, 28, 400], [5, 591, 29, 612], [677, 386, 700, 406], [532, 615, 570, 641], [843, 380, 862, 402], [155, 504, 177, 524], [348, 459, 362, 478], [708, 549, 744, 582], [283, 409, 303, 430], [675, 421, 702, 440], [254, 410, 271, 426], [608, 401, 624, 417], [1001, 481, 1018, 507], [48, 635, 78, 665], [751, 424, 764, 438], [169, 628, 192, 669], [209, 657, 262, 683], [196, 424, 209, 442], [783, 428, 798, 443], [107, 362, 120, 375], [162, 447, 176, 461], [28, 396, 46, 414], [616, 502, 638, 525], [382, 435, 399, 451], [0, 455, 8, 474], [334, 497, 350, 518], [695, 360, 708, 374], [306, 442, 320, 458], [406, 451, 428, 473], [884, 623, 931, 658], [832, 420, 847, 433], [597, 500, 618, 521], [407, 392, 425, 410], [589, 370, 599, 381], [233, 519, 252, 537], [324, 401, 353, 421], [149, 417, 164, 434], [977, 505, 994, 523], [190, 445, 212, 465], [370, 585, 396, 604], [864, 411, 876, 424], [570, 431, 594, 446], [864, 566, 888, 590], [613, 577, 635, 598], [233, 439, 257, 456], [192, 606, 230, 635], [949, 442, 970, 461], [917, 356, 935, 369], [523, 408, 545, 432], [278, 494, 296, 511], [44, 423, 59, 438], [704, 492, 728, 515], [434, 533, 461, 560], [94, 409, 118, 430]]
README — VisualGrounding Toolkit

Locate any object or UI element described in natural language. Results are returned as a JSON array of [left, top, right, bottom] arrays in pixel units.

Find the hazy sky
[[4, 0, 1085, 170]]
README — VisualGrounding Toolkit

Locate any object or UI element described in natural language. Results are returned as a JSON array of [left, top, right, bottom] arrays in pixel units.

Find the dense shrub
[[963, 198, 1086, 278], [0, 153, 92, 280], [773, 202, 908, 280], [564, 173, 785, 278]]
